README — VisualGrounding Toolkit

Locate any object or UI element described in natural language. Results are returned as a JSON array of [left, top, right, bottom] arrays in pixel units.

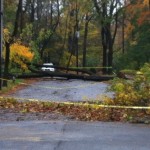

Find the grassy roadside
[[0, 79, 24, 95], [0, 78, 39, 96]]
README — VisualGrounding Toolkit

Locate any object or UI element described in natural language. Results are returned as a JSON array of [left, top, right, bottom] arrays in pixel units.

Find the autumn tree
[[20, 0, 61, 62], [10, 42, 34, 71], [81, 0, 94, 67], [93, 0, 123, 74], [3, 0, 23, 86], [126, 0, 150, 68], [114, 0, 150, 70]]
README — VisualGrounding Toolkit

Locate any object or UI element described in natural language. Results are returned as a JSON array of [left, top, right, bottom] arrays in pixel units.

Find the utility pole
[[75, 0, 79, 74], [0, 0, 3, 90]]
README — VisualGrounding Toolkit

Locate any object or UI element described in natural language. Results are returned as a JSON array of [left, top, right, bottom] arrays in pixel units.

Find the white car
[[41, 63, 55, 72]]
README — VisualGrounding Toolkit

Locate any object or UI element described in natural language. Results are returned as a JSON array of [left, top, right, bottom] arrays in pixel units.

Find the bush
[[120, 69, 136, 75], [104, 63, 150, 106]]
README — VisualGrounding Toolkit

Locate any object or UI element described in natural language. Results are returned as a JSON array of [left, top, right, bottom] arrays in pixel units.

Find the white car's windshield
[[43, 63, 53, 66]]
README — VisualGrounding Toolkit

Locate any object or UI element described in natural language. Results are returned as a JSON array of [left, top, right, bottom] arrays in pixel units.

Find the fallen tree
[[26, 63, 94, 75], [8, 62, 114, 81], [14, 66, 114, 81]]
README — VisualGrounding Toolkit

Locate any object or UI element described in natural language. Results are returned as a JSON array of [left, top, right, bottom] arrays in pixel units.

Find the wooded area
[[0, 0, 150, 87]]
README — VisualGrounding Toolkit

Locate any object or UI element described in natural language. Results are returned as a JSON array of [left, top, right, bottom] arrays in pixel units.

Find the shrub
[[105, 63, 150, 106]]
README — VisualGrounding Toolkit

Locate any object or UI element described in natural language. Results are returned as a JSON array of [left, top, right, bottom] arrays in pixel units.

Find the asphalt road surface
[[0, 121, 150, 150], [1, 79, 150, 150], [7, 78, 113, 102]]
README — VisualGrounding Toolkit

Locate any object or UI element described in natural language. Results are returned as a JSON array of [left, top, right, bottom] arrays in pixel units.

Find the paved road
[[0, 121, 150, 150], [2, 79, 150, 150], [7, 79, 113, 102]]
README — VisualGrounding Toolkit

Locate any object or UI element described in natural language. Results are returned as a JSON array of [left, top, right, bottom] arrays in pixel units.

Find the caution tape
[[0, 78, 100, 90], [63, 102, 150, 110], [0, 96, 150, 110], [0, 78, 12, 82], [68, 66, 113, 69], [0, 96, 39, 102]]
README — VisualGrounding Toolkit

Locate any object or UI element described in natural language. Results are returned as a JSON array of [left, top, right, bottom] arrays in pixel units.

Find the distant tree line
[[1, 0, 149, 86]]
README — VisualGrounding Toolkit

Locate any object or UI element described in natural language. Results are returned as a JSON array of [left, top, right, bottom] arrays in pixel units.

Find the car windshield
[[43, 63, 53, 66]]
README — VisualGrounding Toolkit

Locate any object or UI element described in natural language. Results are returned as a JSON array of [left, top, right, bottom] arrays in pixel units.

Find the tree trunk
[[12, 0, 22, 37], [107, 25, 113, 74], [75, 0, 79, 72], [3, 0, 24, 87], [101, 27, 107, 74], [20, 0, 23, 33], [122, 12, 125, 54], [3, 42, 10, 87], [30, 0, 35, 23], [108, 43, 113, 74], [93, 0, 119, 75], [83, 15, 89, 67], [101, 25, 113, 74]]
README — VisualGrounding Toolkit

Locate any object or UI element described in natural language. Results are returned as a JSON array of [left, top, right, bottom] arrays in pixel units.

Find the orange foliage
[[10, 43, 34, 70], [138, 11, 150, 25], [125, 0, 150, 39], [124, 22, 135, 39], [143, 0, 150, 7]]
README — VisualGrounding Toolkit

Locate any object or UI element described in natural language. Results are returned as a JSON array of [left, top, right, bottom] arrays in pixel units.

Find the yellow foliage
[[143, 0, 150, 7], [10, 43, 34, 70], [105, 64, 150, 106], [3, 28, 11, 42], [59, 51, 76, 67], [124, 22, 135, 39]]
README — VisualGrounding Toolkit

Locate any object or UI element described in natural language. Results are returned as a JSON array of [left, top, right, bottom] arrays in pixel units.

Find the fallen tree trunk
[[15, 67, 114, 81], [26, 63, 94, 75], [16, 73, 114, 81]]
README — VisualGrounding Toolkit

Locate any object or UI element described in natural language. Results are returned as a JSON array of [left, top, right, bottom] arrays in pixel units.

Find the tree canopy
[[1, 0, 150, 76]]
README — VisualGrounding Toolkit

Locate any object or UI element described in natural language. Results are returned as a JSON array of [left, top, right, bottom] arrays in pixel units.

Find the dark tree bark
[[26, 62, 94, 75], [30, 0, 35, 23], [3, 0, 23, 87], [122, 12, 125, 54], [75, 0, 79, 72], [50, 0, 53, 28], [39, 0, 61, 61], [16, 71, 114, 81], [82, 19, 88, 67], [17, 65, 114, 81], [93, 0, 119, 74], [3, 42, 10, 87], [83, 14, 93, 67], [12, 0, 23, 37], [101, 27, 108, 74], [58, 12, 69, 65]]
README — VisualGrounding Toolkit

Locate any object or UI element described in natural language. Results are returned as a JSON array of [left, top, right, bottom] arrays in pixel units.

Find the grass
[[0, 79, 24, 94]]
